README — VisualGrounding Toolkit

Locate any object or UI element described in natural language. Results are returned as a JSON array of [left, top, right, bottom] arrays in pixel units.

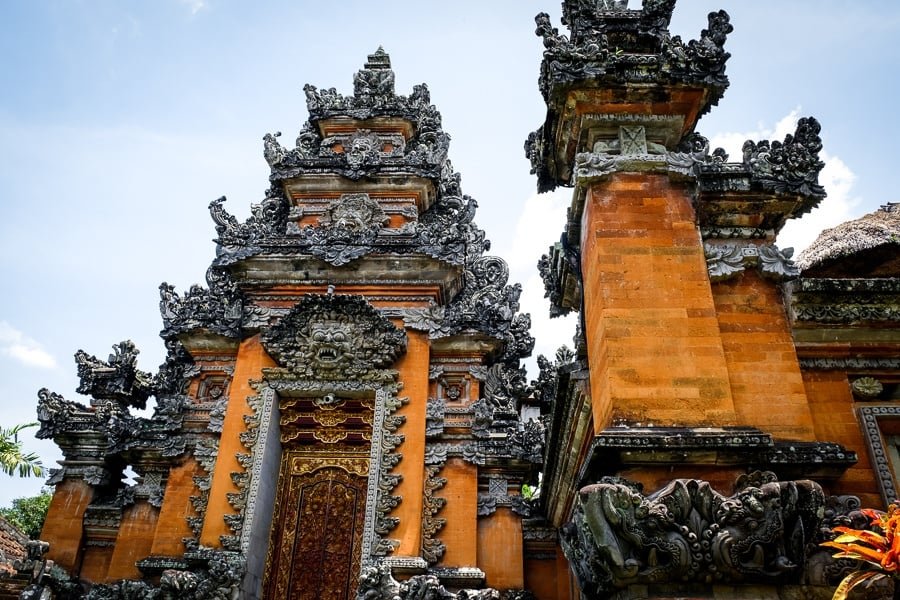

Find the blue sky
[[1, 0, 898, 506]]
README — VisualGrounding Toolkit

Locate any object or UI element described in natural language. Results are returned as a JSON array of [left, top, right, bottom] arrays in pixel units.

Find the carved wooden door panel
[[264, 455, 369, 600]]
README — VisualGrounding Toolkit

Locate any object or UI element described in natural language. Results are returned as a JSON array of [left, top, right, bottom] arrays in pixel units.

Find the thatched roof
[[797, 203, 900, 277]]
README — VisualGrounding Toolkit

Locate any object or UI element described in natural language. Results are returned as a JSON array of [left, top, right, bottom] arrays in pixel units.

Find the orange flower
[[821, 504, 900, 599]]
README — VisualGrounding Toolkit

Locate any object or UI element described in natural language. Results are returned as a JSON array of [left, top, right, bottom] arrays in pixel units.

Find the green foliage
[[521, 484, 537, 500], [0, 490, 52, 539], [0, 422, 44, 478]]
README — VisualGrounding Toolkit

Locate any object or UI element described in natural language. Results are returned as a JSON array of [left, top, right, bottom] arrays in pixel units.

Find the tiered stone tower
[[33, 49, 541, 599]]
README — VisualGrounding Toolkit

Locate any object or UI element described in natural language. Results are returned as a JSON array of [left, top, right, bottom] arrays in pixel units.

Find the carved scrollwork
[[560, 475, 826, 596], [159, 267, 243, 339], [704, 242, 799, 282], [421, 466, 447, 564], [742, 117, 826, 198]]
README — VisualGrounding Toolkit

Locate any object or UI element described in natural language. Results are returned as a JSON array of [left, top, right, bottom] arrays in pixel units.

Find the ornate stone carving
[[290, 192, 391, 266], [35, 388, 98, 440], [82, 550, 245, 599], [666, 132, 729, 176], [421, 466, 447, 564], [851, 377, 884, 400], [262, 293, 407, 381], [858, 405, 900, 505], [75, 340, 153, 409], [159, 266, 243, 338], [353, 47, 395, 98], [425, 398, 445, 438], [357, 563, 533, 600], [560, 475, 825, 596], [406, 256, 534, 364], [506, 419, 546, 464], [321, 193, 389, 232], [704, 242, 799, 282], [742, 117, 825, 198]]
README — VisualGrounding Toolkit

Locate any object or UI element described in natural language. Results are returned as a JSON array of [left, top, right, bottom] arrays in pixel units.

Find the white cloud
[[709, 108, 802, 163], [0, 322, 57, 369], [180, 0, 208, 15], [503, 189, 578, 376], [710, 108, 861, 255]]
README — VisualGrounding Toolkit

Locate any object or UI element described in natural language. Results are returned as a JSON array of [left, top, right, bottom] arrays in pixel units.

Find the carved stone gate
[[256, 294, 408, 599]]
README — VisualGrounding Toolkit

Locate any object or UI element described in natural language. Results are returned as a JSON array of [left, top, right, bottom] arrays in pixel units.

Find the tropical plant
[[0, 489, 52, 539], [821, 503, 900, 599], [0, 422, 44, 478]]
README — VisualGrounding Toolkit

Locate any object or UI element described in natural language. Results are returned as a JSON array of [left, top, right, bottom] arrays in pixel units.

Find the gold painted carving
[[290, 455, 370, 477]]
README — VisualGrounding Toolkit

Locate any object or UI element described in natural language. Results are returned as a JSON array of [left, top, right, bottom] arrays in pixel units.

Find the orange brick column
[[105, 502, 159, 580], [436, 457, 478, 567], [200, 335, 275, 547], [477, 507, 524, 589], [712, 270, 816, 441], [392, 328, 429, 557], [580, 173, 736, 430], [150, 457, 203, 556], [41, 478, 94, 572]]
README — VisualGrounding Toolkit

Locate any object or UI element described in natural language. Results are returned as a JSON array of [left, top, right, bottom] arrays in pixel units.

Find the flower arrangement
[[822, 503, 900, 599]]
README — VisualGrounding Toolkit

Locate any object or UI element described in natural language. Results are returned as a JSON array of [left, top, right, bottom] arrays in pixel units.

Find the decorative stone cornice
[[787, 277, 900, 325], [561, 474, 828, 596], [799, 357, 900, 371], [704, 241, 799, 282], [578, 427, 856, 485]]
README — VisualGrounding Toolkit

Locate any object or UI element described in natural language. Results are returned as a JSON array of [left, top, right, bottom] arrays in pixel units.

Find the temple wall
[[106, 502, 159, 580], [436, 457, 477, 568], [580, 173, 736, 430], [78, 546, 113, 584], [150, 457, 202, 556], [477, 507, 523, 589], [803, 369, 881, 505], [711, 270, 816, 440]]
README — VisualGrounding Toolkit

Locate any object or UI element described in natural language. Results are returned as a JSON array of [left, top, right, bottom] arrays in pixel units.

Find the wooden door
[[264, 455, 369, 600]]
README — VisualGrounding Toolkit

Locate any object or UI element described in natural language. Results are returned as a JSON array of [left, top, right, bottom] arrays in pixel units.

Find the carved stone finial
[[354, 48, 395, 98]]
